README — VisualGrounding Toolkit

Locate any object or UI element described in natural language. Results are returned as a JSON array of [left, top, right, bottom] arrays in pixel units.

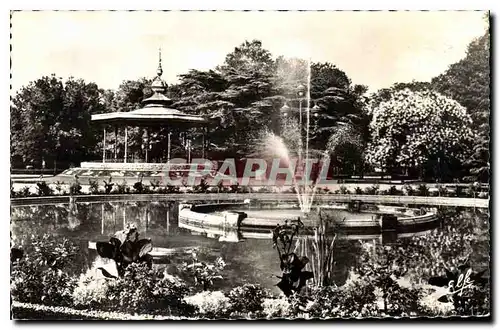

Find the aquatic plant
[[95, 224, 153, 277], [272, 219, 313, 296], [180, 252, 226, 290]]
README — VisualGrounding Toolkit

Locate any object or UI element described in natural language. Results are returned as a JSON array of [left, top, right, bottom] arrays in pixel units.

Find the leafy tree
[[11, 75, 106, 168], [365, 89, 474, 179], [217, 40, 278, 153], [171, 69, 234, 156], [274, 58, 369, 173], [431, 32, 490, 182]]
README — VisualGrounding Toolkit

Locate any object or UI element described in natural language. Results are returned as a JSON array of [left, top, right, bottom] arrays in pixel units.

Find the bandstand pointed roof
[[92, 49, 207, 127]]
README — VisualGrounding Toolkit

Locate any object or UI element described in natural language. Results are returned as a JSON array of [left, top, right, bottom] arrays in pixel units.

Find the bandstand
[[81, 51, 209, 173]]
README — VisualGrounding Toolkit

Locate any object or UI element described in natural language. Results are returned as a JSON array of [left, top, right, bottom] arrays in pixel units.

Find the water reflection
[[10, 201, 489, 292]]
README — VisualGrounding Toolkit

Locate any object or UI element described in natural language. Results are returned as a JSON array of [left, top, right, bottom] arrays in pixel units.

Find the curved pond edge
[[11, 193, 490, 208], [178, 202, 438, 230]]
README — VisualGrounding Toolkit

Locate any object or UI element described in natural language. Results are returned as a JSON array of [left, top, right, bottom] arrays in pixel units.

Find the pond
[[10, 200, 490, 294]]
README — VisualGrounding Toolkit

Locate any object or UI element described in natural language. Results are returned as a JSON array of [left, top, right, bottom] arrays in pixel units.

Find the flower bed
[[11, 178, 489, 199], [10, 212, 490, 320]]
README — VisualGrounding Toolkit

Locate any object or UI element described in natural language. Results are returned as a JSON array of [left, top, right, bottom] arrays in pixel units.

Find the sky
[[10, 11, 488, 94]]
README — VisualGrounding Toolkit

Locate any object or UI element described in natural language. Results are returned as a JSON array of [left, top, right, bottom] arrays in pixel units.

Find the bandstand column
[[102, 126, 106, 163], [145, 128, 150, 163], [114, 126, 118, 161], [167, 131, 171, 161], [124, 126, 128, 163], [202, 127, 206, 159]]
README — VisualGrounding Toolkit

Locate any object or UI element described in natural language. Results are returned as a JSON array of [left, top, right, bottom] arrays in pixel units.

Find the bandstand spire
[[157, 47, 163, 77]]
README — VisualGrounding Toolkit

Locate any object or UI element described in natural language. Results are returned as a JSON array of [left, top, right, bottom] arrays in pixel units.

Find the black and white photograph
[[9, 10, 491, 320]]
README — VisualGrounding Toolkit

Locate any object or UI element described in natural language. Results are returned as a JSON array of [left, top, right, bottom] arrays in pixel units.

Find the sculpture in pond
[[96, 223, 153, 277], [272, 219, 313, 296]]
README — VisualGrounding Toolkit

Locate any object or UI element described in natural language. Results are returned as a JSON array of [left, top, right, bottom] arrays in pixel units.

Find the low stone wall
[[178, 203, 244, 229], [179, 201, 439, 232]]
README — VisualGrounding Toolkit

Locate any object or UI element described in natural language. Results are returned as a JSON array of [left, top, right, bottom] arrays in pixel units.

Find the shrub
[[88, 180, 99, 195], [103, 177, 114, 194], [69, 180, 82, 195], [240, 185, 251, 193], [386, 185, 402, 196], [73, 262, 192, 315], [183, 291, 231, 319], [417, 184, 430, 197], [338, 185, 350, 195], [455, 185, 465, 197], [165, 184, 180, 194], [227, 284, 266, 315], [373, 276, 425, 317], [72, 269, 112, 309], [262, 296, 292, 318], [54, 181, 64, 195], [115, 180, 128, 194], [364, 184, 380, 195], [465, 182, 481, 198], [18, 186, 31, 198], [35, 181, 53, 197], [304, 278, 378, 318], [133, 181, 144, 194], [403, 184, 415, 196], [10, 235, 79, 307], [150, 179, 161, 192], [229, 183, 243, 193], [354, 187, 363, 195], [257, 186, 271, 193], [216, 181, 229, 193], [437, 185, 449, 197], [11, 264, 76, 307], [194, 178, 210, 193]]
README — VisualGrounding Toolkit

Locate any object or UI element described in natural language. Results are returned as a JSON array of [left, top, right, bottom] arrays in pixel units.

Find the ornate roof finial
[[157, 47, 163, 77]]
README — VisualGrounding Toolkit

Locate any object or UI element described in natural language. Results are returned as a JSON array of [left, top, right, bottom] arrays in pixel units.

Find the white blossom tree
[[365, 89, 474, 177]]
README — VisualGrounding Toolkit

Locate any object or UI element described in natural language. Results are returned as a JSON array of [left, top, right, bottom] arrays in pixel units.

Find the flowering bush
[[262, 296, 292, 318], [366, 89, 473, 171], [227, 284, 267, 316], [72, 269, 112, 309], [305, 279, 378, 318], [11, 235, 79, 306], [71, 261, 192, 316], [183, 291, 232, 318]]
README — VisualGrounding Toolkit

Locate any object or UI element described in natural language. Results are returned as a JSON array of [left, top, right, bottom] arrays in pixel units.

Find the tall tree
[[431, 32, 490, 182], [11, 75, 106, 168], [218, 40, 278, 153]]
